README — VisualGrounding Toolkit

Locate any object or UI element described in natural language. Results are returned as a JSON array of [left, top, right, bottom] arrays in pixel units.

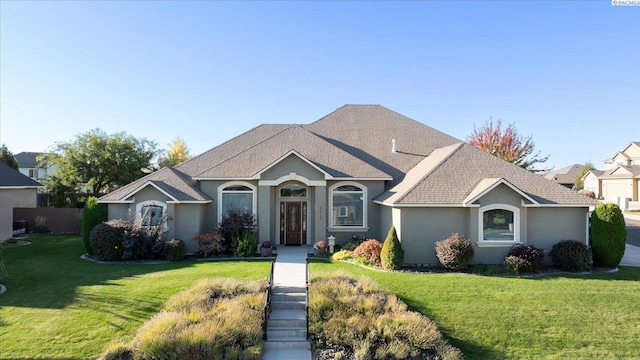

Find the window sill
[[477, 241, 522, 248], [327, 227, 370, 232]]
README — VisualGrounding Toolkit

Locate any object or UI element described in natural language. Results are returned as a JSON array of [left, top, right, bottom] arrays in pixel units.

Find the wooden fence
[[13, 207, 81, 234]]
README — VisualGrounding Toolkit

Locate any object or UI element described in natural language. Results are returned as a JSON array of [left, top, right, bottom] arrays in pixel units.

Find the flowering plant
[[314, 240, 327, 250], [261, 241, 273, 249]]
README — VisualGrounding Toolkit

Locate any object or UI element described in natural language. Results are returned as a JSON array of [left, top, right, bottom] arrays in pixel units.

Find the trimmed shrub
[[165, 239, 186, 261], [504, 245, 544, 274], [380, 226, 404, 270], [89, 221, 125, 261], [194, 232, 225, 257], [550, 240, 592, 272], [232, 231, 257, 257], [81, 196, 107, 255], [434, 233, 474, 270], [331, 250, 355, 261], [353, 239, 383, 266], [341, 239, 360, 251], [591, 202, 627, 268]]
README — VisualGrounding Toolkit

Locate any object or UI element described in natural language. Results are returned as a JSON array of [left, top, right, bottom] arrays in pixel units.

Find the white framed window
[[136, 201, 167, 228], [279, 183, 308, 198], [478, 204, 520, 246], [329, 182, 366, 228], [218, 181, 256, 221]]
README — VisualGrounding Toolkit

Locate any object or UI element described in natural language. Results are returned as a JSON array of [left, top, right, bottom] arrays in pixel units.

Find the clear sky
[[1, 1, 638, 171]]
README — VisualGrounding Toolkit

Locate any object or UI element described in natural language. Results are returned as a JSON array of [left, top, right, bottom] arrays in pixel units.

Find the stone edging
[[80, 254, 170, 265]]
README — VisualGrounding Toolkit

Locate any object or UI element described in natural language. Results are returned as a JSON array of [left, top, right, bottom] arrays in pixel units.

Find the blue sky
[[1, 1, 638, 171]]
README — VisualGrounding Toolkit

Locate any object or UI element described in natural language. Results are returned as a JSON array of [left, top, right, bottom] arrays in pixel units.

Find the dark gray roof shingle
[[0, 163, 42, 187]]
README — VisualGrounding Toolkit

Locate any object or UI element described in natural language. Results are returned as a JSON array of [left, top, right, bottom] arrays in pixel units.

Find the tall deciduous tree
[[0, 144, 19, 169], [158, 137, 190, 168], [573, 162, 595, 190], [40, 129, 158, 206], [467, 119, 549, 169]]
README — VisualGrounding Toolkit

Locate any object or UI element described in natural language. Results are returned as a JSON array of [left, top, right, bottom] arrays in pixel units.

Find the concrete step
[[268, 318, 306, 327], [267, 326, 307, 338], [272, 300, 306, 310], [272, 286, 306, 294], [272, 292, 306, 302], [262, 348, 312, 360], [263, 338, 311, 350], [269, 309, 305, 320]]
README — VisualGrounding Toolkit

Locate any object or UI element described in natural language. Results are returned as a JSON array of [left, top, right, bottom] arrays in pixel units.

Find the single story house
[[0, 162, 42, 242], [544, 164, 585, 189], [99, 105, 595, 264]]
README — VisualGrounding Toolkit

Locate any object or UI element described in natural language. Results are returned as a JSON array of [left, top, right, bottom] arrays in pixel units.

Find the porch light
[[327, 235, 336, 253]]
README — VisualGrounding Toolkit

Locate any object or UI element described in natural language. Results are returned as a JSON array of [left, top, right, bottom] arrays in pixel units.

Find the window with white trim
[[479, 204, 519, 244], [219, 182, 256, 220], [136, 201, 167, 228], [330, 183, 366, 227]]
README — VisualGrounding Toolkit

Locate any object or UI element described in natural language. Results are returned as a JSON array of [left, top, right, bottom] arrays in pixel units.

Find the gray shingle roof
[[544, 164, 586, 185], [101, 104, 594, 206], [14, 152, 44, 168], [599, 165, 640, 179], [0, 163, 42, 187], [99, 167, 211, 202], [377, 143, 595, 206]]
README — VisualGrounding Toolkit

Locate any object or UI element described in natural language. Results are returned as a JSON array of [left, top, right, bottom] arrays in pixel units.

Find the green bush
[[81, 196, 107, 255], [89, 221, 125, 261], [164, 239, 187, 261], [380, 226, 404, 270], [353, 239, 383, 267], [434, 233, 474, 270], [590, 202, 627, 268], [341, 239, 360, 251], [504, 245, 544, 274], [331, 250, 355, 261], [232, 231, 257, 257], [550, 240, 592, 272]]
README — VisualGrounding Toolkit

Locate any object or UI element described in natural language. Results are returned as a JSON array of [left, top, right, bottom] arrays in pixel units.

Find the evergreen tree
[[381, 226, 404, 270]]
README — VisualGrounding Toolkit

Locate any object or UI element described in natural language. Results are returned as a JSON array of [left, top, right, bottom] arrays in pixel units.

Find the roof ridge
[[393, 142, 464, 203], [190, 124, 298, 178]]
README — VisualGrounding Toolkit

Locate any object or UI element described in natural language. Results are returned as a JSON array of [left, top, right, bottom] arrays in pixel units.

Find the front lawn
[[311, 261, 640, 359], [0, 234, 271, 359]]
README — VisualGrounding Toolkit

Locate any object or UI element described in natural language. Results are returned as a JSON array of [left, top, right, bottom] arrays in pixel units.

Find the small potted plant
[[313, 240, 328, 256], [260, 241, 274, 257]]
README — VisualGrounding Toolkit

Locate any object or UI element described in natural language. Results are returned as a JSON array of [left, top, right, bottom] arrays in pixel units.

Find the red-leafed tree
[[467, 119, 549, 169]]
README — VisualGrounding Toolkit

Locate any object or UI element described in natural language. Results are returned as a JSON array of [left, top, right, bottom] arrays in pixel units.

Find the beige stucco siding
[[0, 188, 37, 241], [527, 207, 588, 250]]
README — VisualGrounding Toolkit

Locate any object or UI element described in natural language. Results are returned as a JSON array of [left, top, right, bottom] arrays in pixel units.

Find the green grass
[[311, 260, 640, 360], [0, 234, 271, 359]]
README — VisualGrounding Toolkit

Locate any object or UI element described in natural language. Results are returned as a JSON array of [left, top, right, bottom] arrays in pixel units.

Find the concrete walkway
[[622, 214, 640, 267], [262, 246, 312, 360]]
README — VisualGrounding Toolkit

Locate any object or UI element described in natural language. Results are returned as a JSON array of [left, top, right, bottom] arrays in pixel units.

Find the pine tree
[[381, 226, 404, 270]]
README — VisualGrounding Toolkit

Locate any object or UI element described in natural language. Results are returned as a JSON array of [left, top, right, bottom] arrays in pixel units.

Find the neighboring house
[[582, 169, 604, 199], [99, 105, 595, 265], [544, 164, 585, 189], [597, 142, 640, 209], [0, 162, 42, 242], [15, 152, 54, 181]]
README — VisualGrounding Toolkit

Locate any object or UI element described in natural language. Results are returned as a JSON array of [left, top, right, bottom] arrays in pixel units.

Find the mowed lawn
[[0, 234, 271, 359], [311, 261, 640, 360]]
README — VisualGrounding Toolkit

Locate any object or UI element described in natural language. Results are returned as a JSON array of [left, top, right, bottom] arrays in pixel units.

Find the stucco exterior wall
[[399, 207, 469, 264], [603, 179, 634, 202], [527, 207, 588, 250], [260, 155, 325, 182], [0, 188, 37, 242], [172, 203, 205, 253]]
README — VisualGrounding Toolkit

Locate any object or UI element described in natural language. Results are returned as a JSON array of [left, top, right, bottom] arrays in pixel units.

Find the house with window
[[594, 142, 640, 209], [544, 164, 585, 189], [0, 162, 42, 242], [99, 105, 595, 264], [15, 152, 54, 181]]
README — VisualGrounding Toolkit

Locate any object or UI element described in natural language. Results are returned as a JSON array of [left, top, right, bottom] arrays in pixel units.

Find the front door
[[281, 201, 307, 246]]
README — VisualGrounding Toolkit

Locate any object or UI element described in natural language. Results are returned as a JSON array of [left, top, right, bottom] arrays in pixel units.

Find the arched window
[[280, 183, 307, 198], [136, 201, 167, 228], [219, 182, 256, 221], [478, 204, 519, 244], [330, 182, 366, 228]]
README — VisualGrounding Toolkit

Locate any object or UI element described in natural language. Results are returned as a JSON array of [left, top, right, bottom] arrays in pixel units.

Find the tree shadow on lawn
[[400, 296, 508, 360], [0, 234, 268, 311]]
